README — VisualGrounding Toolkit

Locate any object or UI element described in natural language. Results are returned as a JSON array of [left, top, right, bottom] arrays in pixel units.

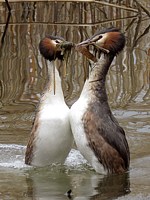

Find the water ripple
[[0, 144, 88, 171]]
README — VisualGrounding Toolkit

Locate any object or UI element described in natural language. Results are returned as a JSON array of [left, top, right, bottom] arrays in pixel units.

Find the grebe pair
[[25, 28, 130, 174]]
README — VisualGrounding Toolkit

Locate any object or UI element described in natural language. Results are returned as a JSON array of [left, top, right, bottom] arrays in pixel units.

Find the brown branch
[[0, 15, 138, 26], [5, 0, 11, 12], [1, 12, 11, 45], [0, 0, 139, 13], [94, 1, 138, 13], [134, 0, 150, 17], [133, 24, 150, 48]]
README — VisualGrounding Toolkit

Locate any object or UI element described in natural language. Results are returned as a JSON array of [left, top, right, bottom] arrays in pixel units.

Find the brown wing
[[82, 107, 130, 174], [25, 118, 39, 165]]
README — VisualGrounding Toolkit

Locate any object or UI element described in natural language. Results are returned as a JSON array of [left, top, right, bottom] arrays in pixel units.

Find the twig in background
[[5, 0, 11, 12], [1, 12, 11, 45], [134, 0, 150, 17]]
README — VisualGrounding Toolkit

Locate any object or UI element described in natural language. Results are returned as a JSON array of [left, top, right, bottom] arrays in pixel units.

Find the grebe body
[[70, 28, 130, 174], [25, 36, 73, 166]]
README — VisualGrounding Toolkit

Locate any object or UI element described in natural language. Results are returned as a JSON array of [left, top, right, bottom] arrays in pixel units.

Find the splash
[[65, 149, 87, 166], [0, 144, 89, 170], [0, 144, 27, 169]]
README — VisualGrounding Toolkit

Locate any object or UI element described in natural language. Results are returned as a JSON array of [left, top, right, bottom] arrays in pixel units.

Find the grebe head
[[77, 27, 125, 60], [39, 35, 73, 61]]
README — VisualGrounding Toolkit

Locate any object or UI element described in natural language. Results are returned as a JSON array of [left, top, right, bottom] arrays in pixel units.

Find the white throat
[[40, 61, 65, 105]]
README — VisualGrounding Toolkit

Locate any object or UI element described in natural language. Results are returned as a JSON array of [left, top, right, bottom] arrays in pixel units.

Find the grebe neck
[[84, 54, 114, 103], [40, 61, 65, 103], [89, 54, 114, 83]]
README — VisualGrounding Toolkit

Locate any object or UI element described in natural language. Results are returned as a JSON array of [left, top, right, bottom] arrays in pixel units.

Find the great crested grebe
[[25, 36, 73, 166], [70, 28, 130, 174]]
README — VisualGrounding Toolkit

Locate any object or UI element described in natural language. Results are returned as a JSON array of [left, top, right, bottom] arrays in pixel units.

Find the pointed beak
[[75, 44, 97, 63], [77, 38, 110, 54], [75, 39, 97, 62], [77, 39, 93, 47]]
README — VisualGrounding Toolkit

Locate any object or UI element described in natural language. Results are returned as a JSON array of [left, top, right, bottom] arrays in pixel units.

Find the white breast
[[31, 102, 73, 166], [70, 82, 106, 174], [26, 62, 73, 167]]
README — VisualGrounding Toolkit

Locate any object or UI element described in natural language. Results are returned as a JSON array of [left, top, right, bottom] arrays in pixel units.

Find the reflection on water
[[89, 174, 130, 200], [0, 144, 131, 200], [0, 0, 150, 199], [0, 144, 130, 199]]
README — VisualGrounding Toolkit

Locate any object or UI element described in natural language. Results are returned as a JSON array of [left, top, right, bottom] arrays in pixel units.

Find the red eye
[[55, 40, 60, 44], [91, 35, 103, 43], [98, 35, 102, 40]]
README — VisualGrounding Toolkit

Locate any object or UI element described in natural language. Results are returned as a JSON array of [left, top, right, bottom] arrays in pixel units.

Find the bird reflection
[[25, 167, 72, 200], [25, 168, 130, 200], [90, 173, 130, 200], [71, 172, 130, 200]]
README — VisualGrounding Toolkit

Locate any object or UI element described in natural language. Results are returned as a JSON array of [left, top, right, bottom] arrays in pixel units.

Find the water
[[0, 0, 150, 199], [0, 145, 149, 199]]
